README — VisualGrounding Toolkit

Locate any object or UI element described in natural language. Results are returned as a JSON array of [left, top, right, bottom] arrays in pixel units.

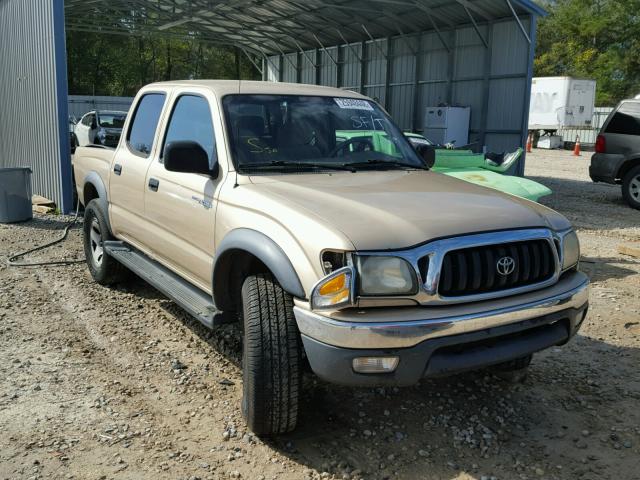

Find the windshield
[[98, 113, 126, 129], [223, 94, 425, 172]]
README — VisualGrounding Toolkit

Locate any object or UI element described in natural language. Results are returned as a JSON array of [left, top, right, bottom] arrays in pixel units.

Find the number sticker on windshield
[[334, 98, 374, 111]]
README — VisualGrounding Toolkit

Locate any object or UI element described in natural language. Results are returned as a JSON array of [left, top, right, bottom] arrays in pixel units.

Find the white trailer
[[529, 77, 596, 130]]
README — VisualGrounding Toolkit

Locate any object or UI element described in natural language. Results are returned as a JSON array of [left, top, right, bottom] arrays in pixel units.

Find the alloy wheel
[[89, 218, 104, 266]]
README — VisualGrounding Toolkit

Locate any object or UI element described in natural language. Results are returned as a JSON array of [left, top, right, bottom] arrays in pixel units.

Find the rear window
[[99, 113, 126, 129], [127, 93, 166, 157], [604, 102, 640, 136]]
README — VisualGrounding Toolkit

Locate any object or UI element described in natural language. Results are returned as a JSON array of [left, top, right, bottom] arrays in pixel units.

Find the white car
[[75, 110, 127, 147]]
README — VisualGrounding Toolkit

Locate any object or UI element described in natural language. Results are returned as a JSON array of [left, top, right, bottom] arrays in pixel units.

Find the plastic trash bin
[[0, 167, 33, 223]]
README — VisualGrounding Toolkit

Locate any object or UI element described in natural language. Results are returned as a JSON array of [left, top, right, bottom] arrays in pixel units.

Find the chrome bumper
[[294, 271, 589, 349]]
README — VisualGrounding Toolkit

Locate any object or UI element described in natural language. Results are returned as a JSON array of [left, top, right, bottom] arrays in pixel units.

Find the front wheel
[[622, 165, 640, 210], [241, 273, 302, 435], [83, 200, 127, 285]]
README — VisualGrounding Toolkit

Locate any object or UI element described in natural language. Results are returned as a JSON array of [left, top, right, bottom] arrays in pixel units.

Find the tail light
[[595, 134, 606, 153]]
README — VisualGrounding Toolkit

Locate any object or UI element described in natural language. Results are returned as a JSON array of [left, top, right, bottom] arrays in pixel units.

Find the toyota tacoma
[[73, 80, 589, 435]]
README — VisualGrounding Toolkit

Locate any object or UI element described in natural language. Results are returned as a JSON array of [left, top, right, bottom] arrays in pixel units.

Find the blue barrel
[[0, 167, 33, 223]]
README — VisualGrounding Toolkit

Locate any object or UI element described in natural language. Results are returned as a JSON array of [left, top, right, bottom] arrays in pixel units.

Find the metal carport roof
[[64, 0, 545, 59]]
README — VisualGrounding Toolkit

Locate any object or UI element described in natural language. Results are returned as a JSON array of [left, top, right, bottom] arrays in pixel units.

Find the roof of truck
[[143, 80, 368, 99]]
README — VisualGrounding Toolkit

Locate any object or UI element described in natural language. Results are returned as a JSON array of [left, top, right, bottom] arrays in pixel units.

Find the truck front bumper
[[294, 271, 589, 386]]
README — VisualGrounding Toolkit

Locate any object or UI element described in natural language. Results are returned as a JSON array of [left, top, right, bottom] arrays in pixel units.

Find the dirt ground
[[1, 149, 639, 480]]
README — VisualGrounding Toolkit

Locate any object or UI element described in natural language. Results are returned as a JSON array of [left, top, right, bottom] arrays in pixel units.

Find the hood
[[247, 170, 570, 250]]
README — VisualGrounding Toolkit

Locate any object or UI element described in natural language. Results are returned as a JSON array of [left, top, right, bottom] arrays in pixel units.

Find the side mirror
[[91, 121, 97, 129], [416, 144, 436, 169], [165, 141, 218, 176]]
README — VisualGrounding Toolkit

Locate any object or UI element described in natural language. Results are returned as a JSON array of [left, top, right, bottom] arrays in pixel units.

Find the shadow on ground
[[529, 175, 638, 233], [580, 256, 638, 282], [154, 289, 639, 480]]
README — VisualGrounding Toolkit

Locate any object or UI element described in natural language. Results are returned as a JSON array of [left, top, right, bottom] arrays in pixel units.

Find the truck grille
[[438, 239, 556, 297]]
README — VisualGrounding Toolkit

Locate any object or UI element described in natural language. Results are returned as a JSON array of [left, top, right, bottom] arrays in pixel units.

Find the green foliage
[[66, 30, 260, 96], [535, 0, 640, 105]]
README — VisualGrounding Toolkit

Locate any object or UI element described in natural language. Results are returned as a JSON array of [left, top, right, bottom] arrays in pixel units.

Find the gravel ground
[[1, 149, 639, 480]]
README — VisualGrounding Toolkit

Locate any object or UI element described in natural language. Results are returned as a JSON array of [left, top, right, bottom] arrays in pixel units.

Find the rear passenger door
[[109, 91, 168, 248], [143, 89, 223, 291]]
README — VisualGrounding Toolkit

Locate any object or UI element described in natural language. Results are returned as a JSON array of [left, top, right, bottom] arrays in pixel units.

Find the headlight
[[356, 256, 418, 296], [311, 267, 354, 310], [561, 230, 580, 270]]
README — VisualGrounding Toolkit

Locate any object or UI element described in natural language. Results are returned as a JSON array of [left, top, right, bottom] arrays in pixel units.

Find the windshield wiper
[[344, 159, 429, 170], [240, 160, 356, 172]]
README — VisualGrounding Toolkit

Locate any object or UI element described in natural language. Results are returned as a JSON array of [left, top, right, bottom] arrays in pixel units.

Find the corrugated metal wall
[[266, 16, 535, 164], [0, 0, 70, 211]]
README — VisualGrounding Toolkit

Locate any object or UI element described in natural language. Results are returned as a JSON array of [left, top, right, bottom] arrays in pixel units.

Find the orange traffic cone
[[526, 133, 532, 153], [573, 135, 581, 156]]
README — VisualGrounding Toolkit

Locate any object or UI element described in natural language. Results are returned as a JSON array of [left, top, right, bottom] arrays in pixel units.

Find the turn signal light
[[311, 267, 354, 310], [318, 273, 346, 295]]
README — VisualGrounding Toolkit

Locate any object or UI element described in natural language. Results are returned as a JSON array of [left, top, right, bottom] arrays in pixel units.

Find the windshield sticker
[[334, 98, 374, 111]]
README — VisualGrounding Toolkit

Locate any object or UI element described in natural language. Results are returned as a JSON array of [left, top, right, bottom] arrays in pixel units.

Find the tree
[[66, 30, 260, 96], [535, 0, 640, 105]]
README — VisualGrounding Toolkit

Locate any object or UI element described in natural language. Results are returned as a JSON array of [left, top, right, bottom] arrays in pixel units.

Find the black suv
[[590, 99, 640, 209]]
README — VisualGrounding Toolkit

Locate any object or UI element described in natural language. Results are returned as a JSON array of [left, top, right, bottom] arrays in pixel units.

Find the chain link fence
[[558, 107, 613, 148]]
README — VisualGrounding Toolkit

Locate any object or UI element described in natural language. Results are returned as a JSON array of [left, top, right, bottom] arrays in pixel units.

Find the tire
[[492, 354, 532, 383], [622, 165, 640, 210], [83, 200, 127, 285], [241, 273, 302, 435]]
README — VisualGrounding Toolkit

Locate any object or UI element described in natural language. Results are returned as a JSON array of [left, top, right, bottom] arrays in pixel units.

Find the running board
[[103, 241, 230, 328]]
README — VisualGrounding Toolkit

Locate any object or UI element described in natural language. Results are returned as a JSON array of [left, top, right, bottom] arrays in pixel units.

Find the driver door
[[143, 89, 223, 291]]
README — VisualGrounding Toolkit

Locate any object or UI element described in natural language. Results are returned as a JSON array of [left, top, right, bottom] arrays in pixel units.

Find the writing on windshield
[[222, 94, 423, 172]]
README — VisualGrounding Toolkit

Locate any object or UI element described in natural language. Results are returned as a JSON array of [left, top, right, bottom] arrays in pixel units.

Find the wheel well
[[213, 249, 269, 313], [83, 182, 99, 206], [618, 158, 640, 181]]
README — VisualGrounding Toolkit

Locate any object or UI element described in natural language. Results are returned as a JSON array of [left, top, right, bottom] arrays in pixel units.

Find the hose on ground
[[6, 199, 85, 267]]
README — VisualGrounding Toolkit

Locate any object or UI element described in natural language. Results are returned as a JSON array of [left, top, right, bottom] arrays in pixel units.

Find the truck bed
[[72, 145, 115, 205]]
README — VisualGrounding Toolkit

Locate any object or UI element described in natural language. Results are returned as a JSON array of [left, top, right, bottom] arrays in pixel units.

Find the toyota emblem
[[496, 256, 516, 276]]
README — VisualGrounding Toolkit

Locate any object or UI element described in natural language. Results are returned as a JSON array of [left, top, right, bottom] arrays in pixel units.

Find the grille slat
[[483, 248, 495, 292], [540, 242, 550, 278], [508, 245, 520, 284], [470, 250, 482, 291], [456, 252, 468, 292], [531, 242, 541, 279], [438, 239, 555, 297], [441, 254, 453, 293], [519, 243, 531, 283]]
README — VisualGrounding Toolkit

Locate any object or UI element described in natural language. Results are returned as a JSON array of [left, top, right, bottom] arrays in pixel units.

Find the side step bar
[[103, 241, 230, 328]]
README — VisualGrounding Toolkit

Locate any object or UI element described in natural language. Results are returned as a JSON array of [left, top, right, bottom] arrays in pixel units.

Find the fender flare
[[618, 156, 640, 179], [212, 229, 306, 309], [83, 171, 112, 232]]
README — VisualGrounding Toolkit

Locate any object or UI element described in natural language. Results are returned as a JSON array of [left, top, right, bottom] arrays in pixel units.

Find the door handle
[[148, 178, 160, 192], [113, 164, 122, 176]]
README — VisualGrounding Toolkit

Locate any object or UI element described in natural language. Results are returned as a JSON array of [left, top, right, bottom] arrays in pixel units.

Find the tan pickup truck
[[73, 80, 589, 435]]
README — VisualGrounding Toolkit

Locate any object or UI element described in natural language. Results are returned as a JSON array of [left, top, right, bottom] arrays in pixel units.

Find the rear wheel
[[492, 354, 532, 383], [241, 273, 302, 435], [83, 200, 127, 285], [622, 165, 640, 210]]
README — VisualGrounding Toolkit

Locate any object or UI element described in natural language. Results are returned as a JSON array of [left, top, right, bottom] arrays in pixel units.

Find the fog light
[[352, 356, 399, 374]]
